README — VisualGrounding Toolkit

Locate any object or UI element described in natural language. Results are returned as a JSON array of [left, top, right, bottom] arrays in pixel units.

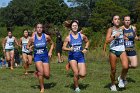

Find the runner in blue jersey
[[117, 16, 140, 86], [63, 20, 89, 92], [105, 15, 128, 91], [19, 29, 32, 75], [27, 23, 54, 93], [123, 16, 139, 68], [2, 30, 18, 70]]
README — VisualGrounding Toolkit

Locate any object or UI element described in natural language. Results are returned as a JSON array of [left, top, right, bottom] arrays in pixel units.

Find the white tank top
[[22, 37, 30, 53], [110, 27, 125, 51], [5, 36, 15, 49]]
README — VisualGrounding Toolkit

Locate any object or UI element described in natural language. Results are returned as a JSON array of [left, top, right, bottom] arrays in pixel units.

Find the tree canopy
[[0, 0, 140, 32]]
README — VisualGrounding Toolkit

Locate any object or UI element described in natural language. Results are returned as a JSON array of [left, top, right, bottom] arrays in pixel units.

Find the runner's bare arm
[[2, 38, 6, 50], [14, 37, 19, 46], [19, 37, 23, 48], [62, 36, 73, 51], [27, 37, 33, 50], [82, 34, 89, 53], [46, 35, 54, 58], [106, 27, 115, 43]]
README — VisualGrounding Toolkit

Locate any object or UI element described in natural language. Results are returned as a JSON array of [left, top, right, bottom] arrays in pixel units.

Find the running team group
[[2, 15, 139, 92]]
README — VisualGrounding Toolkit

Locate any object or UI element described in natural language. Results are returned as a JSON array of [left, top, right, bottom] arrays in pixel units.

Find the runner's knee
[[44, 73, 50, 79]]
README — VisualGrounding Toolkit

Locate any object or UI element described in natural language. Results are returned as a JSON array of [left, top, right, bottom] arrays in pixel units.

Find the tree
[[0, 0, 70, 26], [133, 1, 140, 22], [113, 0, 139, 23], [33, 0, 70, 25], [89, 0, 129, 32], [0, 0, 36, 26]]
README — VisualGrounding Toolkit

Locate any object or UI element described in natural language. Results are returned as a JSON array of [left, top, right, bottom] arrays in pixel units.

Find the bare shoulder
[[131, 25, 136, 30], [108, 27, 113, 31], [45, 34, 50, 38], [107, 27, 113, 33], [29, 36, 34, 42], [5, 36, 8, 40], [120, 26, 125, 30], [13, 36, 16, 39], [20, 37, 23, 40], [64, 35, 70, 42]]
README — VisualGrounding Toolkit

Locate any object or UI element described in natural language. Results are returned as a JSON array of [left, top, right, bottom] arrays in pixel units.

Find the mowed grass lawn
[[0, 58, 140, 93]]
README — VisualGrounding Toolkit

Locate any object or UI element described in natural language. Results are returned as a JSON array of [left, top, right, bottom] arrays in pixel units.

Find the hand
[[3, 49, 5, 53], [29, 47, 33, 52], [123, 35, 129, 41], [115, 32, 121, 37], [82, 49, 87, 54], [48, 52, 52, 58], [69, 47, 73, 51]]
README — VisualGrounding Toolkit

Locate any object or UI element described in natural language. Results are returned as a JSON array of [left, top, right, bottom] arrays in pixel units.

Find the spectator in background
[[14, 48, 20, 67], [55, 29, 63, 63]]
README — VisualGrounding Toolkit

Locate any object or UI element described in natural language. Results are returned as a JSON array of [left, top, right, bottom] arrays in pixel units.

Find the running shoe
[[75, 87, 81, 92], [118, 76, 127, 85], [118, 77, 125, 88], [110, 85, 117, 91]]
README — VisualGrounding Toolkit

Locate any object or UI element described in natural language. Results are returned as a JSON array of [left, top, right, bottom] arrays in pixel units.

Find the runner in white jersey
[[19, 29, 32, 75], [105, 15, 128, 91], [2, 30, 18, 70]]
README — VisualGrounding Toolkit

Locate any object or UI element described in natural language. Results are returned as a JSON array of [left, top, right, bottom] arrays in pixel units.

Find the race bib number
[[36, 49, 44, 54], [23, 44, 28, 51], [73, 46, 81, 52], [9, 42, 13, 46], [114, 39, 124, 46], [125, 41, 134, 48]]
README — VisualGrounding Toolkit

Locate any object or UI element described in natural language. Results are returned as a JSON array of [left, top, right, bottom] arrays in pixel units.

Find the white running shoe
[[118, 76, 121, 81], [118, 76, 127, 86], [110, 85, 117, 91], [118, 78, 125, 88], [75, 87, 81, 92], [15, 63, 18, 67]]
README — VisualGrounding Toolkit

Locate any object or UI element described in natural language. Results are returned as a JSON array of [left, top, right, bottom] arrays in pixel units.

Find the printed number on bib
[[9, 42, 13, 46], [73, 46, 81, 52], [37, 49, 44, 54], [115, 39, 124, 46], [125, 41, 133, 48], [23, 44, 28, 51]]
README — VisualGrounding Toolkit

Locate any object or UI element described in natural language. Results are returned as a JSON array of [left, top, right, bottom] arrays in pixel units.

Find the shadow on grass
[[31, 82, 57, 89], [127, 77, 136, 83], [27, 70, 35, 73], [65, 83, 89, 90], [66, 72, 73, 77]]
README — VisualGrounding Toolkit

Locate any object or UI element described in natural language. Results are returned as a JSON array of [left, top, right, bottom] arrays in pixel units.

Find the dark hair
[[35, 23, 43, 28], [35, 23, 45, 33], [111, 15, 119, 21], [23, 29, 29, 33], [110, 15, 120, 26], [123, 15, 130, 21], [70, 20, 79, 28]]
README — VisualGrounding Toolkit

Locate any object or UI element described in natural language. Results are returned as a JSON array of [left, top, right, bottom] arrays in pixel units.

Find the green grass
[[0, 55, 140, 93]]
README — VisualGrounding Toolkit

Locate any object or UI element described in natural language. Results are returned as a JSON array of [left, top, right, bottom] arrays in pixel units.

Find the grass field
[[0, 54, 140, 93]]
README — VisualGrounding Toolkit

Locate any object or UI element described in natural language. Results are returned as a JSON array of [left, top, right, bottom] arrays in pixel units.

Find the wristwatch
[[113, 35, 115, 39], [84, 48, 88, 50]]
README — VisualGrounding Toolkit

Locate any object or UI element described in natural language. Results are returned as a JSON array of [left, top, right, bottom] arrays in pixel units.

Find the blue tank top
[[124, 26, 135, 49], [34, 33, 47, 54], [69, 32, 83, 52]]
